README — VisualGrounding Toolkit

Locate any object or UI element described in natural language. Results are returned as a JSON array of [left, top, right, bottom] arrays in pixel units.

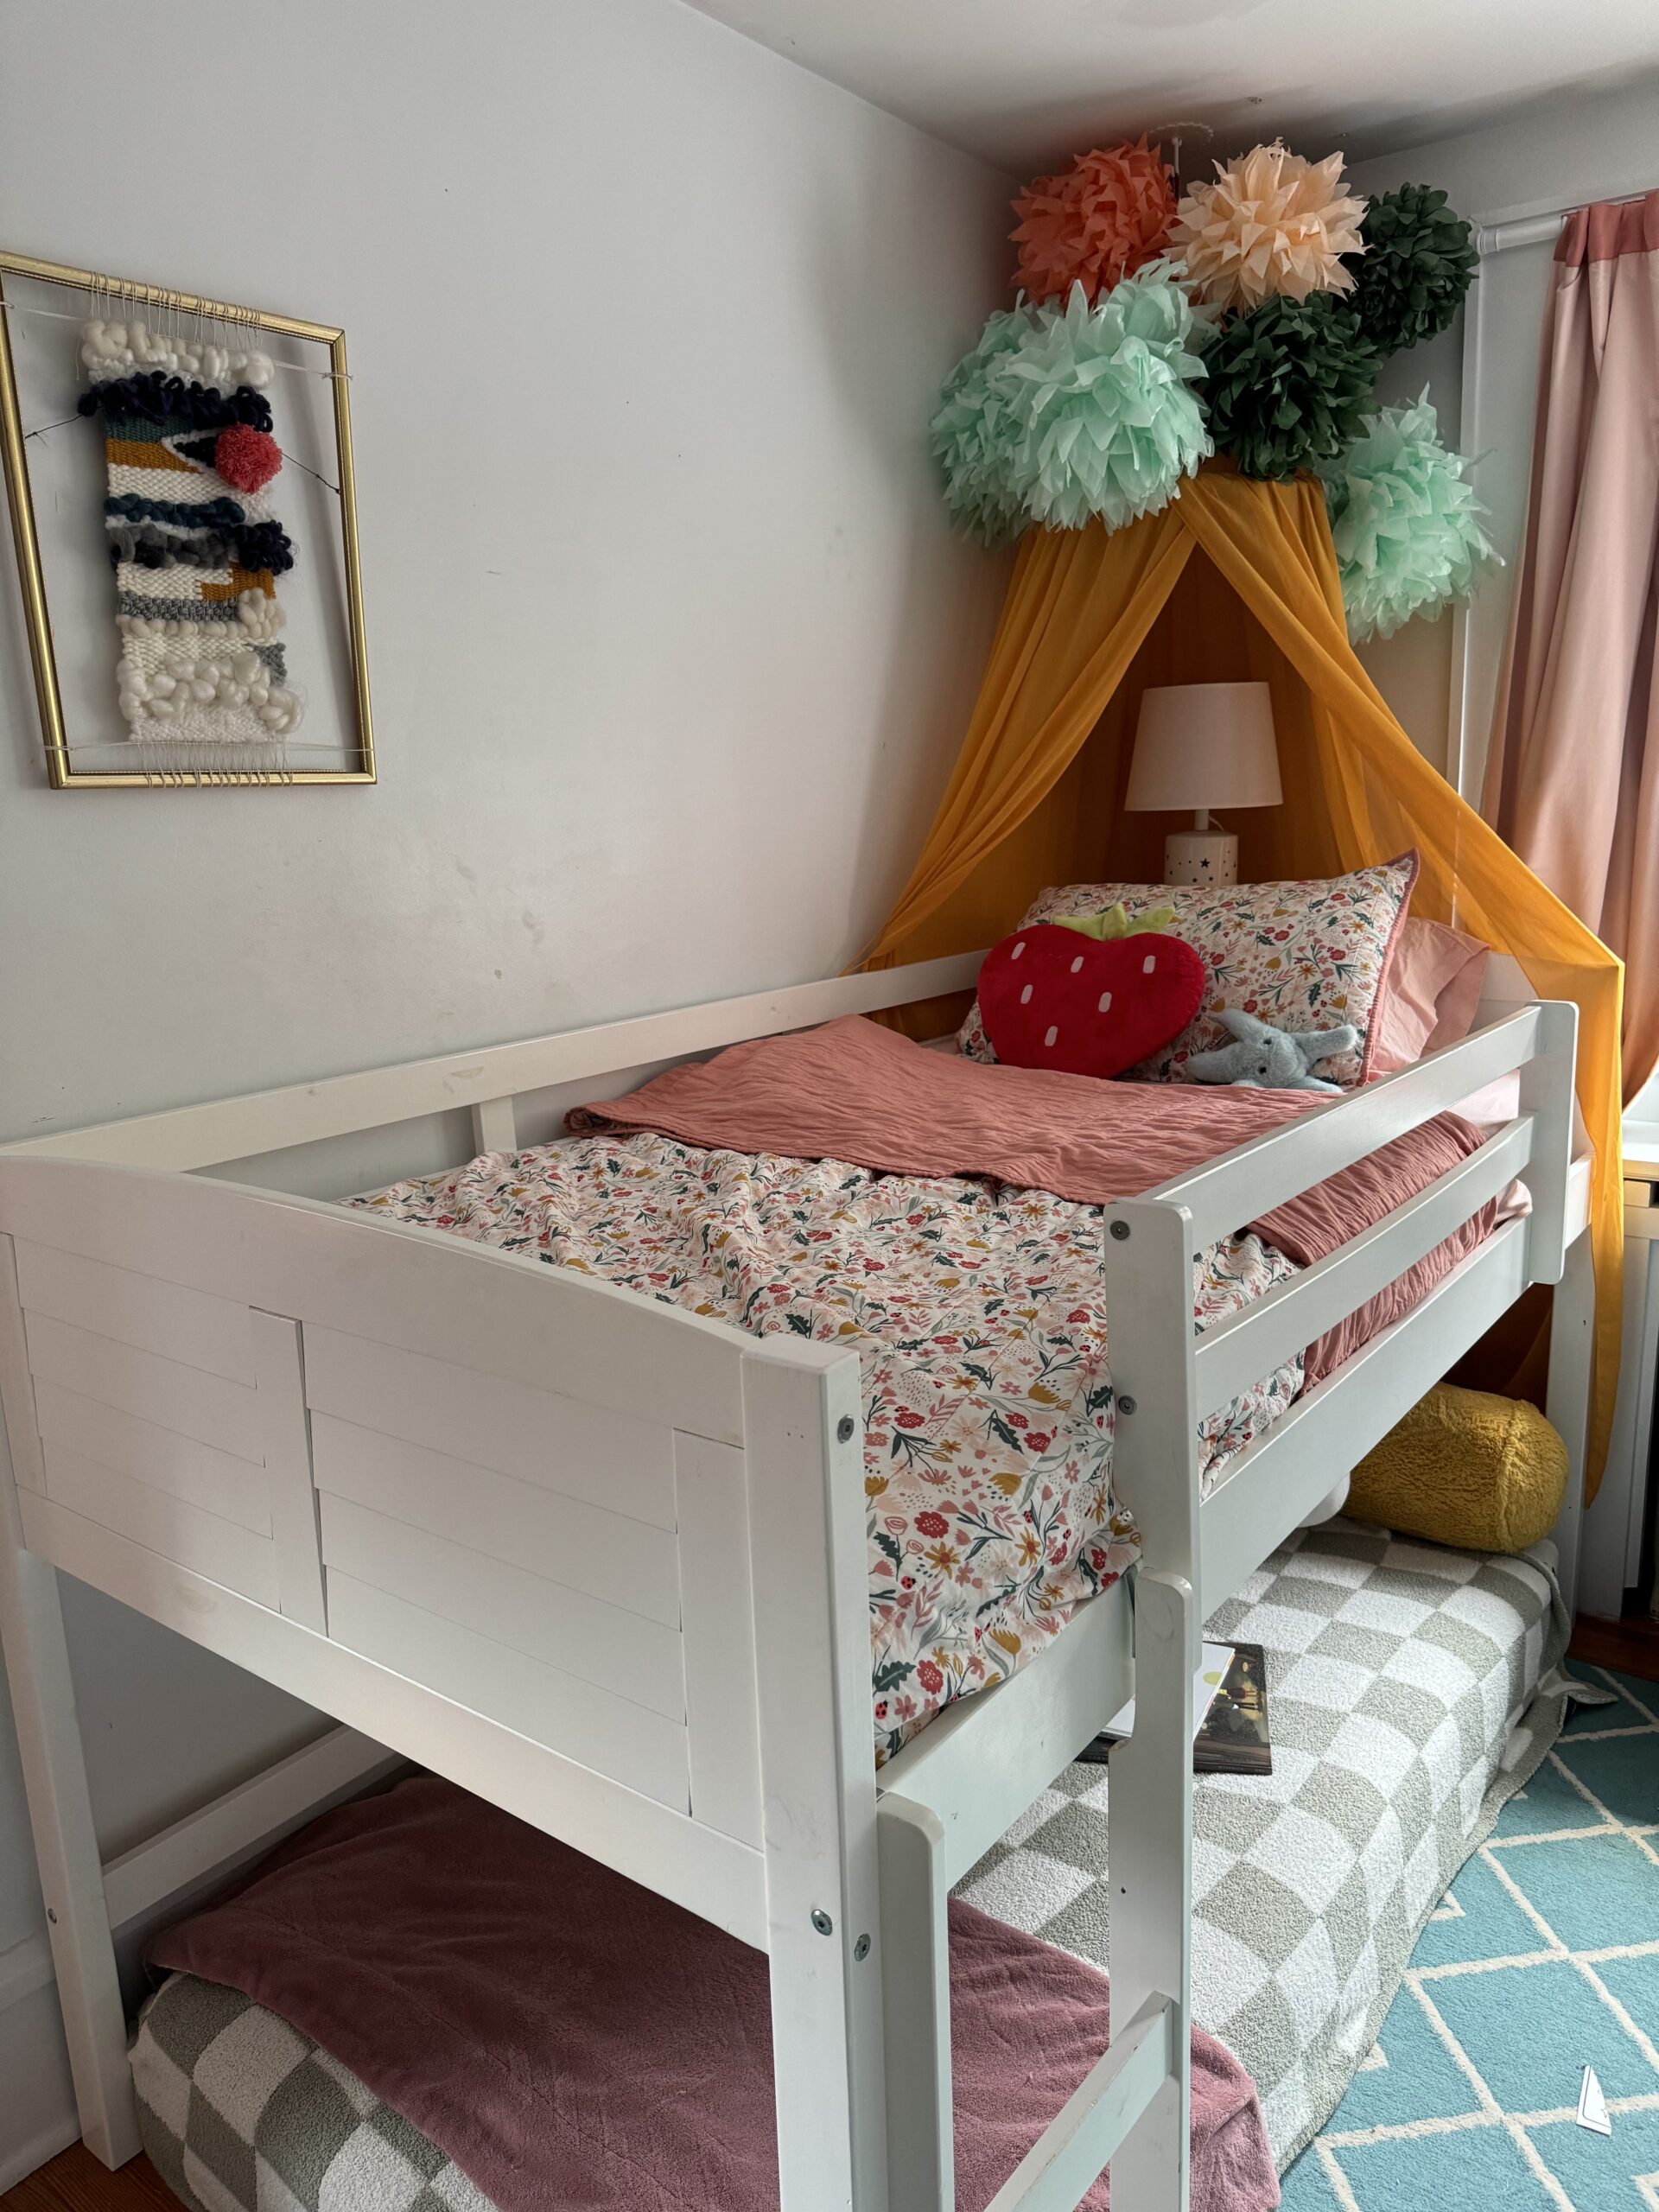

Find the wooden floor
[[2, 2148, 171, 2212], [1568, 1607, 1659, 1679]]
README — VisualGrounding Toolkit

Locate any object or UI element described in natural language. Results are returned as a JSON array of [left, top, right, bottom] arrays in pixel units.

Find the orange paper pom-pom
[[1011, 139, 1178, 305], [1171, 140, 1366, 313]]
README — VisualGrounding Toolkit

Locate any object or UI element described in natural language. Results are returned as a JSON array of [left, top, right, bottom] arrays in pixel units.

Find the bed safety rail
[[1144, 1003, 1576, 1265], [1084, 999, 1580, 2212]]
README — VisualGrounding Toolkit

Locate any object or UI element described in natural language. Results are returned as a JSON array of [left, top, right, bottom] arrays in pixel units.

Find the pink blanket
[[150, 1775, 1279, 2212], [575, 1016, 1496, 1382]]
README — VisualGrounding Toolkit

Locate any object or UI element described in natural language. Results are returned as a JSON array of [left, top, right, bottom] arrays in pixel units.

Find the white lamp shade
[[1124, 681, 1282, 814]]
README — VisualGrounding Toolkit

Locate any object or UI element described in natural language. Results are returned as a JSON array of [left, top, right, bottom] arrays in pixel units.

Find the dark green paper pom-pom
[[1348, 183, 1477, 356], [1204, 296, 1379, 480]]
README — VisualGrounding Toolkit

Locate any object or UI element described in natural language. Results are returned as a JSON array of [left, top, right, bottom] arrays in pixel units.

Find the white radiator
[[1578, 1157, 1659, 1618]]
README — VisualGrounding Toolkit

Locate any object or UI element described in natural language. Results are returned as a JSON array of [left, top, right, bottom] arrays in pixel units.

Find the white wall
[[1348, 79, 1659, 784], [0, 0, 1013, 2178]]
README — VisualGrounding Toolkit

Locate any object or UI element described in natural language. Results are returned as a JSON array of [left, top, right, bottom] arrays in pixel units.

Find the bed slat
[[324, 1569, 690, 1812], [319, 1491, 686, 1720], [24, 1314, 263, 1465], [30, 1379, 270, 1534], [302, 1325, 677, 1532], [14, 1238, 254, 1384], [41, 1443, 278, 1606], [310, 1411, 682, 1628]]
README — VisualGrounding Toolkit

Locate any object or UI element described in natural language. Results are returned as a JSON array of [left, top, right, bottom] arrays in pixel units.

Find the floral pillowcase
[[957, 854, 1420, 1089]]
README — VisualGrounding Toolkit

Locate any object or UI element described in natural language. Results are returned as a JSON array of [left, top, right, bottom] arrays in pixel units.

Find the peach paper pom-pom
[[1171, 141, 1366, 313], [1011, 139, 1178, 305]]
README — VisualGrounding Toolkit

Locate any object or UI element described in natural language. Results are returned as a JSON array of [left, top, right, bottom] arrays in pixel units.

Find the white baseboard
[[0, 1973, 79, 2187], [0, 2116, 80, 2195]]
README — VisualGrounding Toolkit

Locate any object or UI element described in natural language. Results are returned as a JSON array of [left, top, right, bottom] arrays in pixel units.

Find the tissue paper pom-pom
[[1347, 183, 1478, 356], [213, 424, 283, 493], [1011, 139, 1178, 305], [1320, 395, 1497, 640], [997, 264, 1212, 531], [931, 302, 1040, 544], [1172, 141, 1366, 312], [1204, 294, 1378, 480]]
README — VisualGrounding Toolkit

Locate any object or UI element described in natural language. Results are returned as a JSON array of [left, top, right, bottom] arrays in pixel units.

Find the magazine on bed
[[1079, 1642, 1272, 1775]]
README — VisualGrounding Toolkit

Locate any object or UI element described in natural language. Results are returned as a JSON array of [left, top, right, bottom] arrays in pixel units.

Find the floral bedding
[[360, 1135, 1304, 1764]]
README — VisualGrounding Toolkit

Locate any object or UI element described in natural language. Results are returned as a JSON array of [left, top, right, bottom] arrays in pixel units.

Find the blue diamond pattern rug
[[1281, 1666, 1659, 2209]]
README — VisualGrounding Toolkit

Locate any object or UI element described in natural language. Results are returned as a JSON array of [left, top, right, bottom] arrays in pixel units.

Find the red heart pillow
[[978, 925, 1206, 1080]]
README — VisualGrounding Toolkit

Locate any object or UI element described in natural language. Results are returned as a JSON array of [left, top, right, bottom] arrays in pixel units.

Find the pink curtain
[[1484, 192, 1659, 1102]]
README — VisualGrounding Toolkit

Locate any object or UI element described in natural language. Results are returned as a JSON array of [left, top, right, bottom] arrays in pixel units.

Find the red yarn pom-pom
[[1011, 139, 1179, 305], [213, 425, 282, 494]]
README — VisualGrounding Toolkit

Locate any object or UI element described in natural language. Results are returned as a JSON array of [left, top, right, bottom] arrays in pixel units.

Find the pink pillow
[[1371, 918, 1491, 1075]]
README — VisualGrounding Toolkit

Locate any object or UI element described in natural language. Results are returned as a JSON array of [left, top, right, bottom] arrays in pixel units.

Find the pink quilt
[[363, 1020, 1492, 1762], [150, 1773, 1280, 2212]]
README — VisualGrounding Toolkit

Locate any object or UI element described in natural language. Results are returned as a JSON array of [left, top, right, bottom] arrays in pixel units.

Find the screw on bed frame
[[811, 1909, 835, 1936], [1118, 1395, 1137, 1416], [836, 1415, 855, 1442], [854, 1933, 872, 1962], [1109, 1219, 1130, 1240]]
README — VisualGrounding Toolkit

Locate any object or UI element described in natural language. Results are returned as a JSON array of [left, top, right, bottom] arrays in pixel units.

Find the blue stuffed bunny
[[1185, 1007, 1359, 1093]]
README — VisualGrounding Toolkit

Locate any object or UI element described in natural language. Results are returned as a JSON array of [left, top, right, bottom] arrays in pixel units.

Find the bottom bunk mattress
[[957, 1519, 1573, 2170], [133, 1785, 1278, 2212], [130, 1528, 1567, 2209], [359, 1014, 1499, 1762]]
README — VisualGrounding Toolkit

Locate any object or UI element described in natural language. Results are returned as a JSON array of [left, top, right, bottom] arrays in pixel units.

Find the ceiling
[[685, 0, 1659, 180]]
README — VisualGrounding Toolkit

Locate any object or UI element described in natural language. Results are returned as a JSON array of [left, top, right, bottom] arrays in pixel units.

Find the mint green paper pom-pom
[[930, 302, 1040, 545], [1321, 395, 1498, 642], [999, 265, 1213, 531], [931, 264, 1211, 543]]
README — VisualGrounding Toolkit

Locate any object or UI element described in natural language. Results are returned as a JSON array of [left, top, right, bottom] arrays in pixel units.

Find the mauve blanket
[[573, 1017, 1495, 1382], [149, 1776, 1279, 2212]]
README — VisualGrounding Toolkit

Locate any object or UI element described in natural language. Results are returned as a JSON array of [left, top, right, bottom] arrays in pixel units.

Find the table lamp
[[1124, 680, 1282, 887]]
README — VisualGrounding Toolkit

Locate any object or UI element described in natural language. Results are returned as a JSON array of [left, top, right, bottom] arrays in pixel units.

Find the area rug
[[954, 1520, 1573, 2170], [1281, 1663, 1659, 2209]]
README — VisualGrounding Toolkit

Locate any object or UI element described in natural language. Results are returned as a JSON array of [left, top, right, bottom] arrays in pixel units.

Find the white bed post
[[1102, 1198, 1198, 2212], [744, 1338, 890, 2212], [0, 1234, 140, 2168]]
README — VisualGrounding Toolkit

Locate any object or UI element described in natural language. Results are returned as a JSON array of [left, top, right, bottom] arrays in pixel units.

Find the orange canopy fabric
[[861, 468, 1624, 1494]]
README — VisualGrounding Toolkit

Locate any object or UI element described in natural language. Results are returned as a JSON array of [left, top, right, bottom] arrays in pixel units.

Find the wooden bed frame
[[0, 950, 1592, 2212]]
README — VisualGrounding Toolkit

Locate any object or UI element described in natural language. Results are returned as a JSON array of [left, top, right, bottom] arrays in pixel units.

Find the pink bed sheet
[[150, 1773, 1281, 2212]]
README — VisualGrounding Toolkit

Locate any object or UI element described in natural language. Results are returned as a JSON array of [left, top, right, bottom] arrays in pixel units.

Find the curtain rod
[[1476, 187, 1655, 257]]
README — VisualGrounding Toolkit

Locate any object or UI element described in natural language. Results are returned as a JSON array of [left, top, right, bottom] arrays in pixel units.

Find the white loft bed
[[0, 950, 1593, 2212]]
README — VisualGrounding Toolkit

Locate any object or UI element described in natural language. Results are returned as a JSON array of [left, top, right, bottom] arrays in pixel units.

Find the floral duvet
[[361, 1133, 1304, 1763]]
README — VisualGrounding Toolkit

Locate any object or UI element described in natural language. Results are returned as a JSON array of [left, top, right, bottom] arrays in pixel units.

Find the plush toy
[[1052, 902, 1178, 942], [978, 923, 1205, 1079], [1185, 1007, 1358, 1092]]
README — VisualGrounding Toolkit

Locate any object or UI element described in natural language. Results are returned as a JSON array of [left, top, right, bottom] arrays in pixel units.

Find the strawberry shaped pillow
[[978, 925, 1206, 1081]]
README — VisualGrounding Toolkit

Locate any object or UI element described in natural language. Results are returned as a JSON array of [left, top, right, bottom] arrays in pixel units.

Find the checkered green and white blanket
[[132, 1974, 489, 2212], [957, 1519, 1573, 2171], [130, 1523, 1572, 2207]]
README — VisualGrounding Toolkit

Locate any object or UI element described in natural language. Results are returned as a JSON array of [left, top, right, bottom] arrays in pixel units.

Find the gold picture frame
[[0, 249, 373, 787]]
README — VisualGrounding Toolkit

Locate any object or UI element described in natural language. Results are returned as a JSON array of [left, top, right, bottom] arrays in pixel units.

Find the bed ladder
[[876, 1562, 1194, 2212]]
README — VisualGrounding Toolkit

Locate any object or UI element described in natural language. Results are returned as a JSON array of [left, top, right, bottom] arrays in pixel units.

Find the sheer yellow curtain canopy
[[861, 464, 1624, 1491]]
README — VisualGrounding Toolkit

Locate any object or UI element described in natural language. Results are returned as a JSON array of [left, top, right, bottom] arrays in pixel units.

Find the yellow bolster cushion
[[1346, 1382, 1569, 1555]]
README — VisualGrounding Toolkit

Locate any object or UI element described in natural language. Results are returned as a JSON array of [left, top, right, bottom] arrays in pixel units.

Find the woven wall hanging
[[0, 250, 372, 788]]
